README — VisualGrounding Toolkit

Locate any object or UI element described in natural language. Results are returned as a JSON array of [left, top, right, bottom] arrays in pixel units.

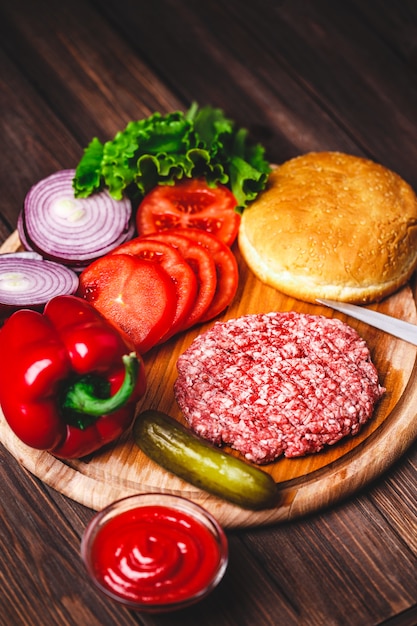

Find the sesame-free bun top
[[238, 151, 417, 303]]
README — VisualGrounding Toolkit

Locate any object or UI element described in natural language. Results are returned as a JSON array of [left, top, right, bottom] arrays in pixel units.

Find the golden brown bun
[[238, 151, 417, 304]]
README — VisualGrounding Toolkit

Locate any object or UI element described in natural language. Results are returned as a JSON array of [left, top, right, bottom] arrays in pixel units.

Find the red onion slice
[[17, 213, 136, 272], [0, 255, 79, 316], [16, 212, 33, 252], [21, 169, 134, 267]]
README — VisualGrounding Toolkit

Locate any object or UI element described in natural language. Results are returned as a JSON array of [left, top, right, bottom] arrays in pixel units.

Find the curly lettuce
[[73, 103, 271, 210]]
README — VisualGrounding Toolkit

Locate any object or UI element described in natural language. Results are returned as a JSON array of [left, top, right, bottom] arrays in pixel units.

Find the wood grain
[[2, 231, 417, 528]]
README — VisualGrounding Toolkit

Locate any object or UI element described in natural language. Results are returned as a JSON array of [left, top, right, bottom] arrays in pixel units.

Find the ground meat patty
[[174, 311, 385, 463]]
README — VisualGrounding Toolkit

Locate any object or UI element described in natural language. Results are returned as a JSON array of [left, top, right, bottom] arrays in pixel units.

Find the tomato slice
[[136, 178, 240, 246], [78, 254, 177, 353], [111, 237, 198, 340], [142, 231, 217, 329], [167, 228, 239, 322]]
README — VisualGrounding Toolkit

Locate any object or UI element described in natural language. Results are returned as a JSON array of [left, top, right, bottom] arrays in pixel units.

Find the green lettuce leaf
[[72, 137, 104, 198], [73, 104, 271, 209]]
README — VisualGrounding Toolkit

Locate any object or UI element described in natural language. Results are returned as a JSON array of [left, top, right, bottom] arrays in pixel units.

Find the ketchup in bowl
[[81, 493, 228, 612]]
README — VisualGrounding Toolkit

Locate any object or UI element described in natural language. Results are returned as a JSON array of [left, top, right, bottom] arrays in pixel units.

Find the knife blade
[[316, 298, 417, 347]]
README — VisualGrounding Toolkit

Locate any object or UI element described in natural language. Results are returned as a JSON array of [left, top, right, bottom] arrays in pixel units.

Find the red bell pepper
[[0, 295, 146, 459]]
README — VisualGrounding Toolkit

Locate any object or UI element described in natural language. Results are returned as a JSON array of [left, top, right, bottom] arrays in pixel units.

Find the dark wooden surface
[[1, 1, 417, 624]]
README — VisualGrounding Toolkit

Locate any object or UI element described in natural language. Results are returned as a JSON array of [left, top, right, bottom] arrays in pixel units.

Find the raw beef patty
[[174, 312, 385, 463]]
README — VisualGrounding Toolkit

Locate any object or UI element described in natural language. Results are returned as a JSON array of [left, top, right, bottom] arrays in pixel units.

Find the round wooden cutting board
[[1, 231, 417, 528]]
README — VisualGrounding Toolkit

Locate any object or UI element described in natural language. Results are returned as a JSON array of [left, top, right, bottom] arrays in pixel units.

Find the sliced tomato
[[78, 254, 177, 353], [142, 231, 217, 330], [136, 178, 240, 246], [111, 237, 198, 339], [167, 228, 239, 322]]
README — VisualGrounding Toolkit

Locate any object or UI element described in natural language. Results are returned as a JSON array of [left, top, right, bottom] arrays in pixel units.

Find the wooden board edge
[[0, 230, 22, 253], [2, 366, 417, 529]]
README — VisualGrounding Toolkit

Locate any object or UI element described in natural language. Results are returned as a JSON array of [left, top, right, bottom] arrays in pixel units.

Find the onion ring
[[18, 213, 136, 272], [0, 253, 79, 317], [19, 169, 134, 267]]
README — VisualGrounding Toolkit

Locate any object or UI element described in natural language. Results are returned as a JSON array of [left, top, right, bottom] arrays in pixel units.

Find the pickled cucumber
[[133, 409, 279, 510]]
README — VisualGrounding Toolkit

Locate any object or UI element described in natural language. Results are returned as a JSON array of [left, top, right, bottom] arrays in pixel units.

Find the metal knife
[[316, 298, 417, 347]]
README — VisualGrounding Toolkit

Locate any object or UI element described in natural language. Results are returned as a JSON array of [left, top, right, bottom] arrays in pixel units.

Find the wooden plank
[[0, 49, 80, 227], [241, 500, 417, 625], [0, 0, 183, 141], [94, 0, 417, 183], [0, 447, 139, 626], [348, 0, 417, 68]]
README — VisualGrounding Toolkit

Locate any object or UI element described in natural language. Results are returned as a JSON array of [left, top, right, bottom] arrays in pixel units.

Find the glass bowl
[[80, 493, 228, 613]]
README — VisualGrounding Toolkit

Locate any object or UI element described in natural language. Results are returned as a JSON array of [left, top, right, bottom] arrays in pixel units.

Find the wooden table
[[1, 1, 416, 624]]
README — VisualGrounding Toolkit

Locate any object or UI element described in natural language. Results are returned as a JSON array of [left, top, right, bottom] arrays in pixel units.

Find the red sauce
[[89, 504, 224, 606]]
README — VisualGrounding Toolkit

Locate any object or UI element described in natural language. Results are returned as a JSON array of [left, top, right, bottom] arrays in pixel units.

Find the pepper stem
[[62, 352, 139, 421]]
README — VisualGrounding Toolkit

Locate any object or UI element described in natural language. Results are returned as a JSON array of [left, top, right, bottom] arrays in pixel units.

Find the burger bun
[[238, 151, 417, 304]]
